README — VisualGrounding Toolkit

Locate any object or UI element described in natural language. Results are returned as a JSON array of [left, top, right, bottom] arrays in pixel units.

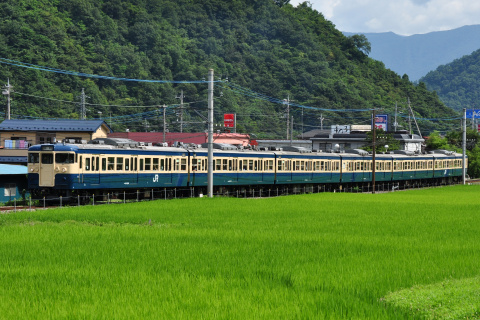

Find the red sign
[[478, 124, 480, 132], [224, 114, 235, 128]]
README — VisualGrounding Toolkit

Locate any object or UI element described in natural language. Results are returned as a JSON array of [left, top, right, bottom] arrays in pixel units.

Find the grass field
[[1, 185, 480, 319]]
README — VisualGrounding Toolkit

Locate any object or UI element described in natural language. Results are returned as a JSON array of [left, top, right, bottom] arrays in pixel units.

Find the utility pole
[[161, 104, 167, 143], [394, 102, 398, 132], [290, 116, 293, 146], [319, 113, 325, 130], [284, 95, 290, 140], [175, 90, 185, 133], [463, 108, 467, 185], [207, 69, 214, 198], [2, 79, 12, 120], [79, 88, 88, 120], [407, 98, 422, 137], [372, 108, 376, 194], [301, 107, 304, 139]]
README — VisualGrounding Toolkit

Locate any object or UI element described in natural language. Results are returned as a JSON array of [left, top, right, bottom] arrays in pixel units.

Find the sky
[[289, 0, 480, 36]]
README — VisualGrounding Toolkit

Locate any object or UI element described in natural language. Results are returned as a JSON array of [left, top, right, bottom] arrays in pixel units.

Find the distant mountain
[[420, 49, 480, 111], [345, 25, 480, 81]]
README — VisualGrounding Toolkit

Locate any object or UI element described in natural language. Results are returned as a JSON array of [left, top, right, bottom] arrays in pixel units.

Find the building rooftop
[[0, 119, 112, 133], [0, 164, 28, 174]]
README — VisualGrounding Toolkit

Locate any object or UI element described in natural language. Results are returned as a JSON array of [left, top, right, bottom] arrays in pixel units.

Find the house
[[0, 119, 112, 164], [0, 164, 28, 203]]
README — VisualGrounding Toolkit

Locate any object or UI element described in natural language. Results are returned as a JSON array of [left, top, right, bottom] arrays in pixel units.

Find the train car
[[27, 138, 466, 200]]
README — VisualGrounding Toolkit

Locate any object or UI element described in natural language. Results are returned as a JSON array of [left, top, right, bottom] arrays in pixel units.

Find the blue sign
[[466, 109, 480, 119]]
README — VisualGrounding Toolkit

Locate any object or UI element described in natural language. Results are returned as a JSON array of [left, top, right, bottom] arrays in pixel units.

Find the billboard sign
[[467, 109, 480, 119], [331, 125, 351, 134], [224, 113, 235, 128], [374, 114, 388, 130]]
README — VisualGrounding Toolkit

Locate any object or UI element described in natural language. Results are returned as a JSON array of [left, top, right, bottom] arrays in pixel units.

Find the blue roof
[[0, 164, 28, 174], [0, 119, 112, 133]]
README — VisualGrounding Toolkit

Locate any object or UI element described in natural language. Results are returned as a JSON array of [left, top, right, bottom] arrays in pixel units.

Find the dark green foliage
[[362, 128, 400, 153], [421, 49, 480, 112], [0, 0, 458, 136]]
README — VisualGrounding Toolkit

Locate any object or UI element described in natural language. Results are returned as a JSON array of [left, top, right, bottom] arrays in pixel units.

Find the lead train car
[[27, 140, 465, 200]]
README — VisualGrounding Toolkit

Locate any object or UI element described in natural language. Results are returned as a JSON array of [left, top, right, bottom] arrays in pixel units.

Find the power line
[[0, 58, 220, 83]]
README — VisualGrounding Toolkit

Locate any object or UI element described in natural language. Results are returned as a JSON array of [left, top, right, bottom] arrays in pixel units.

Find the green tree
[[363, 128, 400, 153]]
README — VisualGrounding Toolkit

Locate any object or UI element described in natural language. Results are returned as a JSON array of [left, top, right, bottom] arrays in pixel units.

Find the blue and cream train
[[27, 138, 465, 200]]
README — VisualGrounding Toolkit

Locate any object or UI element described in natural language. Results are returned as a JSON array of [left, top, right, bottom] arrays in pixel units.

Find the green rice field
[[1, 185, 480, 319]]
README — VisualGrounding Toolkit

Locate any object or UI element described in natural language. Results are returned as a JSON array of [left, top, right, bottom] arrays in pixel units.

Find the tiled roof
[[108, 132, 251, 146], [0, 120, 112, 133]]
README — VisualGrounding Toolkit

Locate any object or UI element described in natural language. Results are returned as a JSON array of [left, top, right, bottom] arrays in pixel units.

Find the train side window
[[55, 153, 75, 164], [215, 159, 221, 171], [102, 158, 106, 171], [41, 154, 53, 164], [108, 157, 115, 170], [229, 160, 233, 171], [160, 159, 165, 171], [140, 159, 144, 171], [96, 157, 99, 171], [85, 158, 90, 171], [79, 156, 82, 169], [223, 159, 228, 171], [181, 158, 187, 171], [134, 158, 138, 171], [125, 158, 130, 171], [145, 158, 151, 171], [28, 153, 39, 163], [153, 158, 159, 170], [268, 160, 274, 171], [91, 157, 95, 171], [117, 157, 123, 171], [241, 160, 246, 171]]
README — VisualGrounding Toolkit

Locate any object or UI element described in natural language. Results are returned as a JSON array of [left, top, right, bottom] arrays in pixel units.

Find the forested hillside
[[0, 0, 458, 137], [421, 49, 480, 112]]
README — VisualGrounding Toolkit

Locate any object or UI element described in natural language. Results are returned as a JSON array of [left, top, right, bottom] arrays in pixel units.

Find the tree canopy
[[0, 0, 459, 137]]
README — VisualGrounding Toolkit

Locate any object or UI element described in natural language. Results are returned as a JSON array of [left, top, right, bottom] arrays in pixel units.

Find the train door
[[131, 155, 139, 184], [39, 153, 55, 187], [92, 156, 100, 184]]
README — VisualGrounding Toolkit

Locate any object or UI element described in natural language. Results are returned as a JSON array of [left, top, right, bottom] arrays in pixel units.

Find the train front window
[[55, 153, 75, 164], [28, 153, 39, 163], [41, 154, 53, 164]]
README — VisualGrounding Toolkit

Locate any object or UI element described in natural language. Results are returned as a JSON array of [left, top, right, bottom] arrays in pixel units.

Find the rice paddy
[[1, 185, 479, 319]]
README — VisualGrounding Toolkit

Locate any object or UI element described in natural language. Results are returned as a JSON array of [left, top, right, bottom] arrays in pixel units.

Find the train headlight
[[62, 168, 67, 172]]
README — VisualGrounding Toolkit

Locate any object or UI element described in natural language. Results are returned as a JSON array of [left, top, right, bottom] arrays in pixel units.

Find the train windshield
[[41, 154, 53, 164], [28, 153, 39, 163], [55, 153, 75, 164]]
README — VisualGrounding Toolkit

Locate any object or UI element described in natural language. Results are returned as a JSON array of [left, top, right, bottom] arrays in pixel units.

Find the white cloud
[[288, 0, 480, 35]]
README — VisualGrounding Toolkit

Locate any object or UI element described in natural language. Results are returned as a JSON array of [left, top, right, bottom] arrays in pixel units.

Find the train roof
[[28, 142, 465, 159]]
